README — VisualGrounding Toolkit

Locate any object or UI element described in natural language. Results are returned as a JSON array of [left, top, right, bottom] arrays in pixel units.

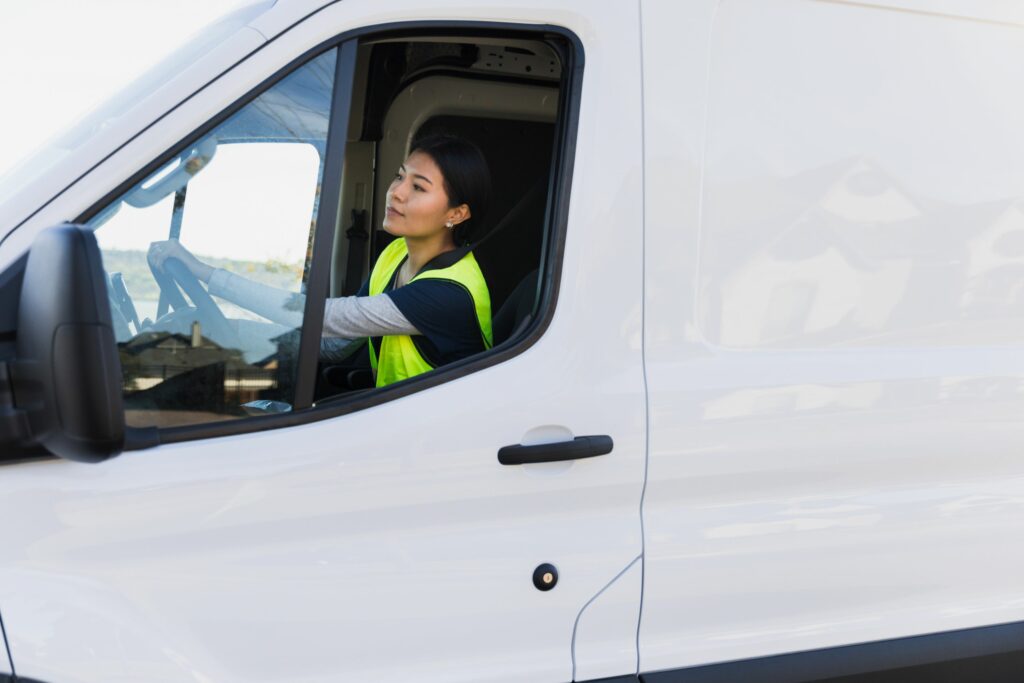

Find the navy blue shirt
[[357, 254, 487, 368]]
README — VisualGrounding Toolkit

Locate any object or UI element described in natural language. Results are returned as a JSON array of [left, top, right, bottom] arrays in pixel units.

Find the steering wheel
[[162, 257, 243, 351], [147, 250, 190, 313], [109, 272, 141, 331]]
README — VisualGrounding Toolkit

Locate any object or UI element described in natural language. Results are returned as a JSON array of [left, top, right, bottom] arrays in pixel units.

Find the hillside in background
[[102, 249, 304, 302]]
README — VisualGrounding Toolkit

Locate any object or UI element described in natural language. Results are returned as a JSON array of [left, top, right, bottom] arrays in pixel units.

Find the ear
[[447, 203, 472, 225]]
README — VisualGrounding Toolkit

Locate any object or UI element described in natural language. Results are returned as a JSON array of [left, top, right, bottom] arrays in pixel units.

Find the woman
[[148, 134, 493, 388]]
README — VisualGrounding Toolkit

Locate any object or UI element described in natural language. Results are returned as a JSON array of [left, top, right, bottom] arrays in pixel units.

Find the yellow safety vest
[[367, 239, 492, 387]]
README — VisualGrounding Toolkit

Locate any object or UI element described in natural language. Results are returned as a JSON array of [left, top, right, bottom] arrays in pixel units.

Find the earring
[[446, 221, 454, 230]]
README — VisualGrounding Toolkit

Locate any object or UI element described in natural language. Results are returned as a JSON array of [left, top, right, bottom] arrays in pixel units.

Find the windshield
[[0, 0, 274, 218]]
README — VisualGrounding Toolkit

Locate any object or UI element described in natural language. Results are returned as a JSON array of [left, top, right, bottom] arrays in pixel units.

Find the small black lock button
[[533, 563, 558, 591]]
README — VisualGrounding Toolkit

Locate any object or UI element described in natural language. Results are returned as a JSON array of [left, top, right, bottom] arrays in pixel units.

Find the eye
[[393, 172, 403, 182], [413, 184, 425, 192]]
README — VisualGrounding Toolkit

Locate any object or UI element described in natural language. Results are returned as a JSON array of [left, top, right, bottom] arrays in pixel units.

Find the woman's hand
[[147, 239, 214, 283]]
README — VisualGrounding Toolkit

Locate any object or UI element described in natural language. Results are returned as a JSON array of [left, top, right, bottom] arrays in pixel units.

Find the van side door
[[0, 3, 646, 682]]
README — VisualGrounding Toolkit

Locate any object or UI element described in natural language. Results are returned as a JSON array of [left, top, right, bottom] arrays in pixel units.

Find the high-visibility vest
[[367, 239, 492, 387]]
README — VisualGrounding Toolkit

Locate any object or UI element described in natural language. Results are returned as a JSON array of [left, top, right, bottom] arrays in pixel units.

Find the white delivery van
[[2, 0, 1024, 681]]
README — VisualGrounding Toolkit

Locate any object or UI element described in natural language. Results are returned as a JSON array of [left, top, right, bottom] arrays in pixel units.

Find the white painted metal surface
[[572, 556, 643, 682], [0, 1, 646, 681], [640, 0, 1024, 673], [246, 0, 339, 39], [11, 0, 1024, 678]]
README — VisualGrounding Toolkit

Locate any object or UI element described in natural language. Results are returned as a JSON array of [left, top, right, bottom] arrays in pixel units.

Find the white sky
[[0, 1, 245, 176], [0, 1, 320, 266]]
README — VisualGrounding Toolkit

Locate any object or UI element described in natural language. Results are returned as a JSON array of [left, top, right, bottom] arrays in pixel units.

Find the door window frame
[[72, 21, 585, 448]]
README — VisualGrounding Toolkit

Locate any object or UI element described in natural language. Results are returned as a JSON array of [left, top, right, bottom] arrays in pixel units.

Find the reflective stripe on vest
[[367, 238, 492, 387]]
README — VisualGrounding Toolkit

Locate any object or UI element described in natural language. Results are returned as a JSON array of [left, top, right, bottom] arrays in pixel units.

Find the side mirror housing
[[13, 224, 124, 462]]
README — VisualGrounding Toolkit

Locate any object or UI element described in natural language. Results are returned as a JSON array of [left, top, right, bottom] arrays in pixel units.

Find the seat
[[491, 269, 538, 346]]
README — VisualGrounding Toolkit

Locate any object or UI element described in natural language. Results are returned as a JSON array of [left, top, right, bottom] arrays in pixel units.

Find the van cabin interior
[[317, 33, 564, 396]]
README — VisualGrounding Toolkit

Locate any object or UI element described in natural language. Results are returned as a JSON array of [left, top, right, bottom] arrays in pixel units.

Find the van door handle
[[498, 435, 614, 465]]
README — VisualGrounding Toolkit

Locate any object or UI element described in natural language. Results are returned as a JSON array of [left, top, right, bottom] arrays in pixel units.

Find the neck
[[404, 232, 456, 276]]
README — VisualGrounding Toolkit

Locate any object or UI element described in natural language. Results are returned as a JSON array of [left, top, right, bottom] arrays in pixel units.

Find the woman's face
[[383, 151, 465, 239]]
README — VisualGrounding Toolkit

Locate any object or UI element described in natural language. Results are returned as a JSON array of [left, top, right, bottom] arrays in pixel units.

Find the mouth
[[386, 205, 404, 217]]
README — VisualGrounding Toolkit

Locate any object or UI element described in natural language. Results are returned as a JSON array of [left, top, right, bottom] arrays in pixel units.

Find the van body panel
[[571, 555, 643, 682], [641, 0, 1024, 673], [0, 2, 646, 682], [8, 0, 1024, 678], [247, 0, 340, 38], [843, 0, 1024, 26], [637, 0, 718, 668], [0, 632, 9, 677]]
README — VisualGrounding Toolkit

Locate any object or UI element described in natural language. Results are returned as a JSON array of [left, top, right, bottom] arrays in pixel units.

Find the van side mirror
[[12, 224, 124, 462]]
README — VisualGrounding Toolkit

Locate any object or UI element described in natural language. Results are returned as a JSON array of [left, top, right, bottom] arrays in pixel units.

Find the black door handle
[[498, 435, 614, 465]]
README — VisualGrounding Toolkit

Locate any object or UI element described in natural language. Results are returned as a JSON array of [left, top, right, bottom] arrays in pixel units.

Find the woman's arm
[[323, 295, 418, 337], [211, 269, 421, 337], [207, 268, 305, 328], [149, 239, 421, 337]]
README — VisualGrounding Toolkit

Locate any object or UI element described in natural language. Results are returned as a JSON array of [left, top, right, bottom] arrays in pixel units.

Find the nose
[[389, 176, 408, 203]]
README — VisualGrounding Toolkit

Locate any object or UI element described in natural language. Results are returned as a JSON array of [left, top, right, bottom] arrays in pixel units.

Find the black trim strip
[[532, 30, 580, 343], [640, 620, 1024, 683], [292, 40, 356, 410], [0, 607, 13, 679]]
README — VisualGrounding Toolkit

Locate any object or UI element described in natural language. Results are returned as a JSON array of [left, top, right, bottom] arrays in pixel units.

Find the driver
[[148, 134, 493, 388]]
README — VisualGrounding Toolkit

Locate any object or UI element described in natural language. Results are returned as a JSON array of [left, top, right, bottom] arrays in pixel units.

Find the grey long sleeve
[[322, 293, 418, 338], [208, 268, 420, 338]]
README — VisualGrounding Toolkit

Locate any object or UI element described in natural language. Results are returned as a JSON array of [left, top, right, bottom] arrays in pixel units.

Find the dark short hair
[[409, 134, 491, 245]]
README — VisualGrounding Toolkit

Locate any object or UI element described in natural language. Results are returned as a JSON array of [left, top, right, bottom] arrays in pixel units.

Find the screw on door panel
[[533, 563, 558, 591]]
